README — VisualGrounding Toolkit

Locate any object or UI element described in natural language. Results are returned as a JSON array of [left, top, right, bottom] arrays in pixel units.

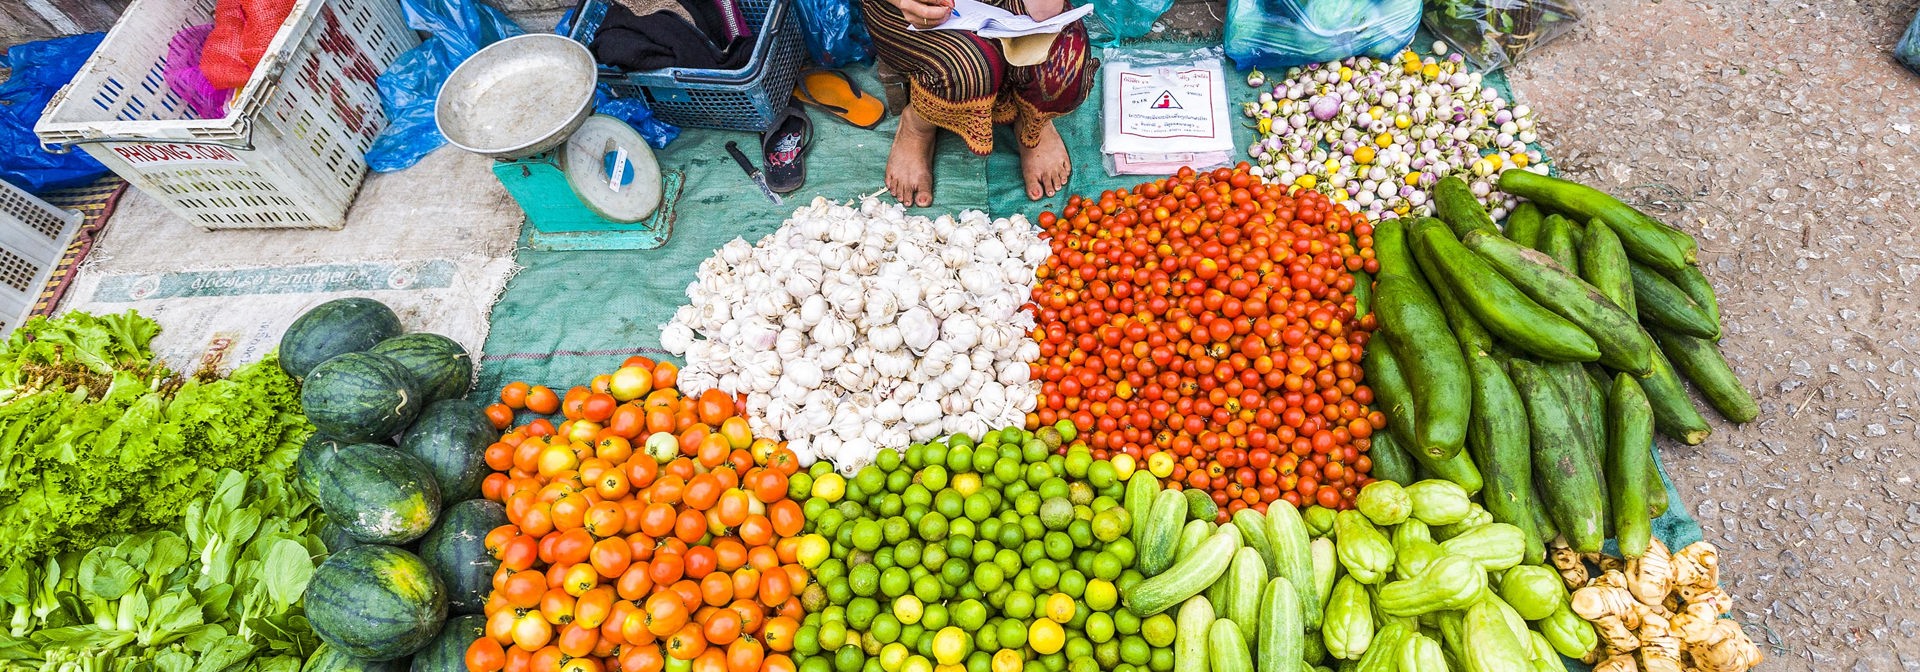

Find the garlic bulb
[[661, 195, 1050, 471]]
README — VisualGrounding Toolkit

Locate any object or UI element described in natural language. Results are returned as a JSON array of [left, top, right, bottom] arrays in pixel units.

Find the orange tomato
[[761, 654, 796, 672], [561, 563, 600, 596], [505, 646, 532, 672], [726, 600, 763, 634], [526, 418, 557, 437], [725, 638, 764, 672], [768, 500, 804, 538], [649, 475, 686, 505], [760, 616, 798, 652], [710, 467, 739, 491], [562, 386, 591, 419], [652, 362, 679, 389], [648, 552, 685, 586], [699, 572, 734, 607], [626, 457, 659, 489], [583, 501, 627, 537], [502, 382, 532, 409], [485, 525, 521, 555], [674, 509, 708, 544], [622, 355, 657, 369], [711, 538, 747, 572], [538, 446, 581, 479], [764, 447, 800, 476], [552, 529, 595, 566], [780, 565, 808, 591], [628, 533, 657, 561], [690, 649, 726, 672], [607, 600, 641, 642], [745, 547, 779, 572], [774, 596, 804, 621], [531, 646, 566, 672], [700, 608, 742, 645], [717, 417, 753, 451], [616, 564, 654, 600], [581, 392, 618, 424], [504, 570, 548, 608], [590, 537, 633, 578], [757, 569, 791, 607], [575, 586, 615, 629], [683, 546, 718, 580], [500, 535, 539, 571], [729, 568, 760, 603], [643, 593, 690, 637], [550, 494, 589, 531], [558, 655, 601, 672], [682, 475, 722, 511], [664, 624, 706, 661], [483, 473, 512, 501], [512, 442, 545, 475], [714, 489, 751, 528], [487, 607, 518, 643], [511, 610, 554, 651], [639, 502, 678, 538], [748, 438, 779, 466], [695, 435, 731, 469], [468, 634, 509, 672], [539, 589, 576, 624], [736, 515, 773, 547], [526, 386, 560, 415], [695, 389, 735, 426], [620, 499, 647, 535], [726, 450, 755, 475], [619, 643, 665, 672], [667, 580, 702, 610], [485, 441, 516, 471], [486, 403, 515, 430], [645, 407, 677, 435], [678, 424, 712, 457], [556, 622, 599, 657], [664, 458, 698, 482]]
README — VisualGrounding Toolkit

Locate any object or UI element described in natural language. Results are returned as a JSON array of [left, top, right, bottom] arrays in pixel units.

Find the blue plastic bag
[[596, 94, 681, 150], [1093, 0, 1175, 41], [1899, 7, 1920, 75], [364, 0, 524, 172], [796, 0, 872, 67], [1223, 0, 1421, 69], [0, 33, 109, 194]]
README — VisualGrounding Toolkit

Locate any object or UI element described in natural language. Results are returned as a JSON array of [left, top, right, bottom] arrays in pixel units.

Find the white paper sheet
[[909, 0, 1093, 38]]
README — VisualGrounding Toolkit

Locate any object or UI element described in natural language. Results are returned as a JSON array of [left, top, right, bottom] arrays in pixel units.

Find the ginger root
[[1573, 578, 1644, 652], [1568, 542, 1760, 672], [1636, 610, 1685, 672], [1672, 541, 1720, 590], [1594, 655, 1641, 672], [1552, 542, 1589, 590], [1684, 619, 1764, 672], [1626, 538, 1675, 607]]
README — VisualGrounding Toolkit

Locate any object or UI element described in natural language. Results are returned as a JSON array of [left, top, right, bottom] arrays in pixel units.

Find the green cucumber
[[1141, 489, 1190, 576], [1462, 230, 1656, 376], [1509, 360, 1606, 553], [1579, 219, 1637, 319], [1365, 432, 1416, 486], [1407, 446, 1483, 496], [1415, 223, 1600, 363], [1174, 596, 1214, 672], [1631, 264, 1719, 339], [1374, 271, 1470, 460], [1497, 170, 1695, 271], [1127, 471, 1162, 547], [1504, 202, 1543, 248], [1186, 488, 1221, 522], [1434, 176, 1499, 237], [1538, 214, 1581, 276], [1650, 327, 1759, 424], [1232, 509, 1278, 577], [1372, 217, 1420, 281], [1353, 270, 1373, 319], [1309, 538, 1337, 613], [1257, 578, 1305, 672], [1266, 498, 1321, 630], [1125, 528, 1240, 616], [1176, 519, 1217, 564], [1545, 360, 1609, 527], [1363, 340, 1421, 450], [1659, 263, 1721, 327], [1208, 621, 1255, 672], [1606, 374, 1656, 558], [1464, 354, 1545, 566], [1221, 548, 1268, 638], [1636, 333, 1713, 445]]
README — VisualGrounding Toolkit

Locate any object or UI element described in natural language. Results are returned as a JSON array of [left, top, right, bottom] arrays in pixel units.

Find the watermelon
[[303, 643, 410, 672], [409, 614, 485, 672], [306, 545, 448, 661], [297, 435, 345, 497], [371, 333, 473, 404], [319, 520, 369, 554], [400, 400, 495, 501], [419, 499, 507, 614], [281, 298, 403, 380], [309, 443, 442, 544], [304, 352, 424, 443]]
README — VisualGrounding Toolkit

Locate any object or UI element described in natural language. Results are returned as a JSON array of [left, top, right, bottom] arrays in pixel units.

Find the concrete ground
[[10, 0, 1919, 667]]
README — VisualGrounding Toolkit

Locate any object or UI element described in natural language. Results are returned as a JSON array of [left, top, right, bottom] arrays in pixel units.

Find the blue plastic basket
[[568, 0, 806, 131]]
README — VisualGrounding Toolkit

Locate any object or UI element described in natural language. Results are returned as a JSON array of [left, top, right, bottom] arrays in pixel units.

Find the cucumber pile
[[1363, 173, 1758, 559]]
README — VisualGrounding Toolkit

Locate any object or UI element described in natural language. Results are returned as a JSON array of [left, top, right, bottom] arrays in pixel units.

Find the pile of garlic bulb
[[660, 196, 1048, 472]]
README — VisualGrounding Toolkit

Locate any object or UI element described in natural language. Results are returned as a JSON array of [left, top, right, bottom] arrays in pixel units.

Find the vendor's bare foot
[[886, 106, 937, 207], [1019, 120, 1070, 200]]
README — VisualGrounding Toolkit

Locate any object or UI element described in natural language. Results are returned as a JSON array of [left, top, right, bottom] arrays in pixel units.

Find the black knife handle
[[725, 141, 758, 175]]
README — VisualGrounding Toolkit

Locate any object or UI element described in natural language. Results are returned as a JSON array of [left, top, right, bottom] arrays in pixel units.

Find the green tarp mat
[[471, 38, 1701, 553]]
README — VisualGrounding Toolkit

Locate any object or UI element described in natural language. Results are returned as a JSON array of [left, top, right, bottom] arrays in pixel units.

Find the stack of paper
[[1100, 52, 1234, 175]]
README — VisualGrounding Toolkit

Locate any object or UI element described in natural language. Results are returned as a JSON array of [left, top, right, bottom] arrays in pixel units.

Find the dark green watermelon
[[319, 520, 369, 554], [371, 334, 473, 404], [419, 499, 507, 615], [281, 298, 404, 380], [304, 352, 424, 442], [303, 642, 411, 672], [305, 545, 448, 661], [400, 400, 494, 501], [309, 443, 442, 544], [409, 614, 484, 672]]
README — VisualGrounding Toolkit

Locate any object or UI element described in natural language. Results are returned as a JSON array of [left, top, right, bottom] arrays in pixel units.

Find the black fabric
[[592, 0, 752, 71], [762, 104, 810, 192]]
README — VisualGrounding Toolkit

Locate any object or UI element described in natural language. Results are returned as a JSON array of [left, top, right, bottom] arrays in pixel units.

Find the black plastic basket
[[567, 0, 805, 131]]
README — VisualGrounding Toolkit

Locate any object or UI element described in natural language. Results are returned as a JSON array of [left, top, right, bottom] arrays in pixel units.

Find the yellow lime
[[1045, 593, 1076, 623], [1111, 454, 1136, 480], [812, 473, 847, 501], [894, 595, 925, 625], [992, 649, 1023, 672], [1028, 620, 1065, 655], [932, 627, 971, 665]]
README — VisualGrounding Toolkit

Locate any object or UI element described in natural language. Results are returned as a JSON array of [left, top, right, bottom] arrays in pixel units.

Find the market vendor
[[864, 0, 1094, 205]]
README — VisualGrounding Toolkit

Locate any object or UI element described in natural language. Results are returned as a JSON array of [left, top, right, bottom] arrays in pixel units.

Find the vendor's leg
[[1002, 18, 1094, 199], [864, 0, 1008, 205]]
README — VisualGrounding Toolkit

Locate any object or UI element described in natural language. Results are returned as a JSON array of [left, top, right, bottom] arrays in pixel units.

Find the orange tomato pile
[[466, 357, 814, 672], [1026, 164, 1385, 514]]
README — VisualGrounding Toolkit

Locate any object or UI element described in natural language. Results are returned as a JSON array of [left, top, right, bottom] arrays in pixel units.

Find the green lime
[[971, 539, 996, 564], [973, 562, 1006, 593], [904, 444, 925, 469], [993, 458, 1024, 485], [1064, 637, 1093, 664], [853, 520, 885, 551], [950, 433, 977, 451], [946, 448, 973, 474], [878, 494, 905, 517], [1020, 516, 1046, 541], [811, 461, 837, 478], [796, 625, 822, 655], [1067, 655, 1098, 672], [1067, 482, 1094, 506], [963, 493, 994, 522], [855, 466, 886, 495], [1105, 539, 1136, 567], [887, 468, 912, 493], [1116, 569, 1144, 594], [972, 445, 999, 473], [1019, 540, 1045, 566], [922, 603, 950, 630], [1148, 646, 1174, 672], [1003, 592, 1035, 620], [921, 545, 947, 571], [1014, 491, 1041, 516], [1090, 508, 1129, 543], [851, 564, 880, 597], [876, 448, 902, 472], [979, 517, 1002, 542], [1118, 636, 1149, 665], [923, 442, 949, 469], [1063, 451, 1092, 479], [997, 618, 1028, 649], [1037, 478, 1069, 502], [1056, 570, 1086, 599], [884, 517, 912, 545], [849, 597, 880, 630], [791, 472, 816, 501], [1031, 560, 1060, 589], [1022, 438, 1049, 462], [948, 518, 976, 544], [997, 520, 1026, 549], [913, 575, 943, 603], [836, 645, 867, 672], [1112, 609, 1141, 636], [893, 595, 924, 625], [1083, 612, 1114, 643], [1043, 531, 1074, 560], [966, 650, 992, 672], [900, 624, 925, 648], [1037, 498, 1074, 531], [871, 613, 903, 643], [880, 566, 911, 598], [1066, 520, 1093, 548], [1083, 579, 1117, 611], [941, 558, 970, 586], [994, 549, 1021, 575], [1024, 462, 1053, 487], [1086, 461, 1116, 488], [815, 509, 845, 536], [896, 539, 923, 569], [951, 599, 988, 631], [973, 621, 1000, 653], [1045, 455, 1066, 478], [904, 484, 933, 508], [917, 513, 948, 542], [921, 465, 950, 491], [1092, 640, 1118, 669], [821, 621, 849, 650], [1011, 572, 1037, 596], [1141, 614, 1176, 648], [934, 489, 965, 518], [826, 578, 854, 605]]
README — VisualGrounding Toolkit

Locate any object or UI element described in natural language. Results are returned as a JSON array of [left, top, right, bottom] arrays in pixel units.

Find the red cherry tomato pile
[[1024, 164, 1386, 515]]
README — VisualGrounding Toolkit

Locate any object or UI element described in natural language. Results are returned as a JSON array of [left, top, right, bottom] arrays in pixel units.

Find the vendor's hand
[[1024, 0, 1064, 21], [896, 0, 951, 28]]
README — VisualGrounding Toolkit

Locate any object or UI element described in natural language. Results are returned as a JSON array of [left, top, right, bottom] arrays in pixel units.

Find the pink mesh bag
[[165, 24, 230, 118]]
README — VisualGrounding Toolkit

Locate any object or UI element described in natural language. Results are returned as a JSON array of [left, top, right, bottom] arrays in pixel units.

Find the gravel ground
[[1506, 1, 1920, 668]]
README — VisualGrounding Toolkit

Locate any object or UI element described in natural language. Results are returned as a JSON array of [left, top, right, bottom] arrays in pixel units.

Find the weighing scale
[[491, 115, 683, 251]]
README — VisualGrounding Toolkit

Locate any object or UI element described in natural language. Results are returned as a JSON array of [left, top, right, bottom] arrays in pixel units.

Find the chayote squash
[[1460, 599, 1533, 672], [1322, 576, 1374, 661], [1393, 539, 1447, 581], [1352, 619, 1415, 672], [1434, 504, 1495, 540], [1379, 555, 1487, 616], [1398, 632, 1451, 672], [1439, 522, 1526, 571], [1537, 602, 1599, 660], [1356, 481, 1412, 526], [1524, 631, 1564, 672], [1497, 565, 1565, 620], [1334, 511, 1395, 584], [1304, 506, 1338, 538], [1406, 480, 1472, 526]]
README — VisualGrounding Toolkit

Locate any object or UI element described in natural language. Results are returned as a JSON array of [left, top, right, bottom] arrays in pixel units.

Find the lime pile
[[788, 426, 1173, 672]]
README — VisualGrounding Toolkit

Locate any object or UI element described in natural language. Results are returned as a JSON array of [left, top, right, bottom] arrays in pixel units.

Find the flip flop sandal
[[763, 104, 812, 194], [793, 68, 888, 129]]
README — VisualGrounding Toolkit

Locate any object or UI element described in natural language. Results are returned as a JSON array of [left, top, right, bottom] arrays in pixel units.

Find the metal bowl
[[436, 34, 598, 160]]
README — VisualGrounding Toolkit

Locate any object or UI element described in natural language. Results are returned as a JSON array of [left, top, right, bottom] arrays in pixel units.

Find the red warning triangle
[[1150, 90, 1182, 109]]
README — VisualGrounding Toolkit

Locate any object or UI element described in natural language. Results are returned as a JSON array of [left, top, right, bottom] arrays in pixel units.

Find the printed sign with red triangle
[[1150, 90, 1182, 109]]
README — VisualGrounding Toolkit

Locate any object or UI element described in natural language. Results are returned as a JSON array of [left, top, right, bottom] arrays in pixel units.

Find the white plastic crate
[[0, 181, 84, 338], [35, 0, 418, 230]]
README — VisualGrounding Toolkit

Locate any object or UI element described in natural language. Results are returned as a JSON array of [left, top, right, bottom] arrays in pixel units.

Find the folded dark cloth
[[593, 0, 752, 71]]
